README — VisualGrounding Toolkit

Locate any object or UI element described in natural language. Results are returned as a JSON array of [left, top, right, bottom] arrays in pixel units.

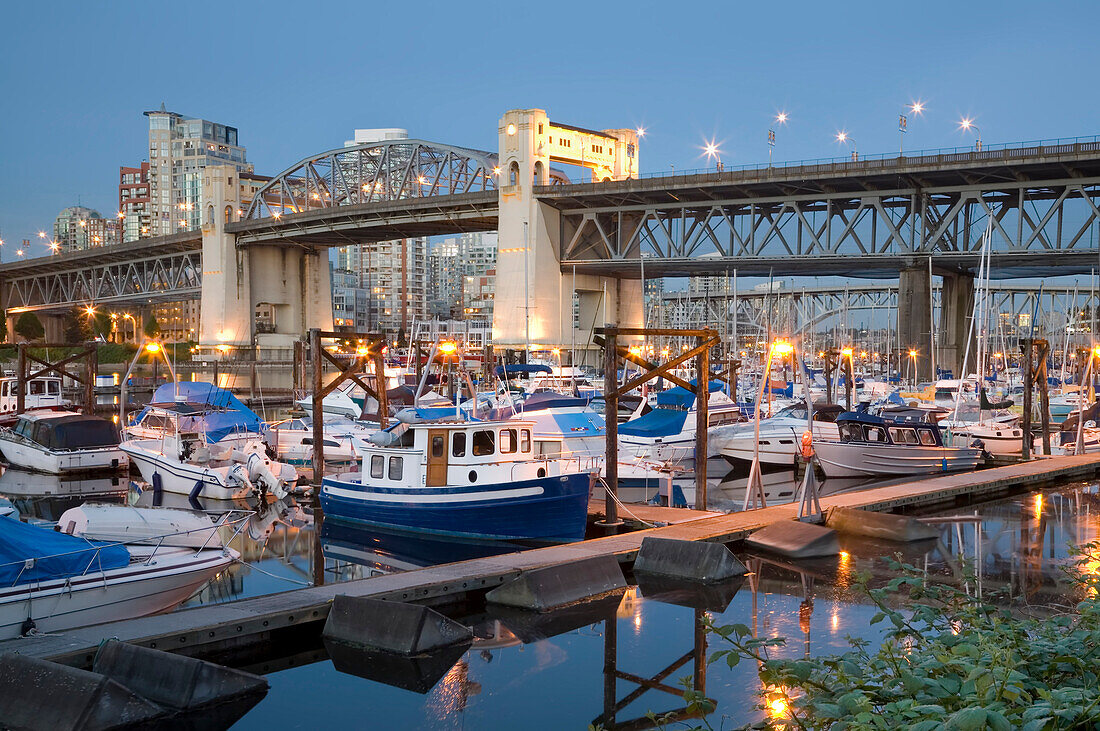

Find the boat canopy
[[548, 410, 604, 437], [0, 515, 129, 587], [619, 408, 689, 438], [495, 364, 553, 377], [654, 381, 725, 409], [396, 407, 466, 424], [22, 414, 119, 450], [134, 382, 263, 443]]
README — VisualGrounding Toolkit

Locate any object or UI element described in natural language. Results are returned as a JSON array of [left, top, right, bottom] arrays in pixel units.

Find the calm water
[[1, 465, 1097, 729]]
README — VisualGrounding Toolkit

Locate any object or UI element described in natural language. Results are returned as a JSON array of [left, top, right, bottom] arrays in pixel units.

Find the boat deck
[[7, 453, 1100, 668]]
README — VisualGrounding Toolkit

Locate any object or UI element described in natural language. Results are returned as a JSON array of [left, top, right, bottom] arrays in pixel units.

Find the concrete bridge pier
[[199, 165, 332, 365], [939, 271, 975, 379], [898, 267, 932, 382]]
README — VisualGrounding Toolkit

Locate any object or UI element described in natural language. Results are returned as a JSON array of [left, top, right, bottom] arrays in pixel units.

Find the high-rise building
[[53, 206, 120, 252], [426, 232, 498, 320], [144, 104, 251, 236], [118, 163, 151, 242]]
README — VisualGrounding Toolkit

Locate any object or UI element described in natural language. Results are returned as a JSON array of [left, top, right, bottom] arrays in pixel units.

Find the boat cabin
[[9, 411, 119, 452], [835, 413, 945, 447], [0, 376, 65, 414], [359, 419, 555, 488]]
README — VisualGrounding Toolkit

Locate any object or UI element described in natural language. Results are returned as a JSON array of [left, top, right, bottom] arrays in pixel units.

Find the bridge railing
[[535, 134, 1100, 188]]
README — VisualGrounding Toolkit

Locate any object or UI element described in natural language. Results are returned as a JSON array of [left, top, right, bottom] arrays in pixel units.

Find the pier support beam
[[898, 267, 932, 382], [939, 271, 975, 379]]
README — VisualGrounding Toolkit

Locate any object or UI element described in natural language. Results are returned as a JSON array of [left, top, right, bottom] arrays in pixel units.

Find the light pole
[[908, 349, 918, 389], [836, 131, 857, 162], [899, 101, 924, 156], [960, 118, 982, 152], [744, 338, 793, 511], [703, 140, 722, 172], [769, 112, 788, 168]]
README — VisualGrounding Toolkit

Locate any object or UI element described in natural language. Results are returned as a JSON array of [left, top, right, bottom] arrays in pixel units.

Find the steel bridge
[[544, 137, 1100, 278], [0, 233, 201, 315], [6, 136, 1100, 323]]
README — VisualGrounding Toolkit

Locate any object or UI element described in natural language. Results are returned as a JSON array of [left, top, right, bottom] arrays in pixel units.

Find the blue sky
[[1, 0, 1096, 256]]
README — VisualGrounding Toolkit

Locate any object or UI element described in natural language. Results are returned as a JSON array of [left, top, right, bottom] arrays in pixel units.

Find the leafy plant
[[14, 312, 44, 342], [674, 543, 1100, 730]]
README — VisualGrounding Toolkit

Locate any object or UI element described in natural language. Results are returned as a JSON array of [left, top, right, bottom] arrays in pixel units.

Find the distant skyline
[[2, 0, 1098, 258]]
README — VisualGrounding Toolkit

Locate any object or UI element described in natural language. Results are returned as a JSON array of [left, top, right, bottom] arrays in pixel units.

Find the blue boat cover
[[495, 364, 553, 377], [619, 408, 689, 438], [136, 382, 264, 443], [551, 411, 604, 437], [0, 516, 130, 587], [517, 392, 592, 412]]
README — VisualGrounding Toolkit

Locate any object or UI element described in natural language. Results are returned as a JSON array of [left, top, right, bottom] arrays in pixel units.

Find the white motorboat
[[619, 383, 743, 465], [710, 403, 844, 467], [121, 431, 298, 501], [0, 506, 236, 640], [0, 375, 69, 422], [0, 411, 128, 474], [123, 382, 266, 449], [813, 412, 983, 478], [264, 415, 377, 467]]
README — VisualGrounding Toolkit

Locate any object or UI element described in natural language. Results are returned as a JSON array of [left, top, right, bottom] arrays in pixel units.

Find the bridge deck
[[7, 453, 1098, 668]]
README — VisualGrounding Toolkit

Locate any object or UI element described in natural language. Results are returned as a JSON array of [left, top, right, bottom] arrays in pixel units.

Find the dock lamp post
[[960, 118, 982, 152], [704, 141, 723, 172], [744, 338, 794, 511], [439, 340, 459, 408], [908, 349, 919, 390], [1074, 346, 1100, 455], [841, 347, 855, 410], [119, 341, 178, 429], [769, 112, 788, 167], [836, 131, 857, 162]]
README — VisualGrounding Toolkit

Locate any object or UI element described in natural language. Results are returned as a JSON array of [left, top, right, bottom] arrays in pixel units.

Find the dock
[[7, 453, 1100, 668]]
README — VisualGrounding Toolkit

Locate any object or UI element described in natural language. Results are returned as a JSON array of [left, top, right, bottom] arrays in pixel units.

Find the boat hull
[[320, 471, 593, 542], [0, 549, 233, 640], [0, 437, 127, 474], [813, 441, 983, 478], [121, 443, 251, 500]]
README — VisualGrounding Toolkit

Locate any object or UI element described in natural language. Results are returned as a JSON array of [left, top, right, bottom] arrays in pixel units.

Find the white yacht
[[0, 411, 127, 474], [618, 383, 743, 465], [264, 415, 377, 467], [709, 402, 844, 467], [0, 375, 68, 422]]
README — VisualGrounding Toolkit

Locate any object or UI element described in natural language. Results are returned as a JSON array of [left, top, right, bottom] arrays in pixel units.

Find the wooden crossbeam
[[24, 347, 96, 385]]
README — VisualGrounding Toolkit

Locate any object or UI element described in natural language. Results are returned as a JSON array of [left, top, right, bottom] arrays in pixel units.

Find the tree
[[62, 307, 88, 342], [144, 316, 160, 339], [14, 312, 44, 342], [91, 312, 112, 339]]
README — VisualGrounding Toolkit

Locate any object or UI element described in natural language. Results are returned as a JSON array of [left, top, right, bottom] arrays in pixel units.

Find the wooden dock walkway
[[8, 453, 1100, 668]]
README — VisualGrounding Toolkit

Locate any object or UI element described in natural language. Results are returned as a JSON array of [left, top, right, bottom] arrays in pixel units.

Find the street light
[[908, 348, 919, 389], [959, 117, 982, 152], [769, 112, 788, 167], [702, 140, 723, 172], [836, 131, 857, 162], [899, 100, 924, 155], [745, 339, 794, 510], [636, 127, 646, 138]]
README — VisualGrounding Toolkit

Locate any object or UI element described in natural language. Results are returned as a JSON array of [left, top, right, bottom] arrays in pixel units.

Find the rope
[[231, 557, 311, 587], [597, 477, 659, 528]]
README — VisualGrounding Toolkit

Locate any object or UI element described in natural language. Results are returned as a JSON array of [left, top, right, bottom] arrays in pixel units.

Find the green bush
[[692, 546, 1100, 730], [14, 312, 44, 342]]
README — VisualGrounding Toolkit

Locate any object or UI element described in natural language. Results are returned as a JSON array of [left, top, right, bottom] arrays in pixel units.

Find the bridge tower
[[493, 109, 642, 351], [199, 165, 331, 355]]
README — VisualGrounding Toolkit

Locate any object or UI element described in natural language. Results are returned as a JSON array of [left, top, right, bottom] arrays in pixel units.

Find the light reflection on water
[[3, 464, 1100, 728]]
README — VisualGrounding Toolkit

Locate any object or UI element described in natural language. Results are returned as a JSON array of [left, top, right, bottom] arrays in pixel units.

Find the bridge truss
[[245, 139, 504, 220], [549, 141, 1100, 276], [1, 238, 201, 314]]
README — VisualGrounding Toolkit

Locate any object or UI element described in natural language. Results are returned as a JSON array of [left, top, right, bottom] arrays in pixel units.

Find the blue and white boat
[[320, 409, 594, 542], [618, 381, 742, 464]]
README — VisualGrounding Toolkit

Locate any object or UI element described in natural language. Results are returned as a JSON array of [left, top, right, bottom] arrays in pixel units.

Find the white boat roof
[[15, 410, 83, 423]]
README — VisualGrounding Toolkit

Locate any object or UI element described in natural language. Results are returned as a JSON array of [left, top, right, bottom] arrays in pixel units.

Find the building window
[[534, 161, 545, 186], [508, 162, 519, 186], [224, 205, 233, 223]]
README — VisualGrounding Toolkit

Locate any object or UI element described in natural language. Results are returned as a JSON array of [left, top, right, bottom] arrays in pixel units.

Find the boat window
[[29, 381, 45, 395], [431, 435, 445, 458], [0, 382, 8, 397], [472, 430, 495, 456], [499, 428, 517, 454], [864, 426, 886, 442], [32, 422, 52, 447], [370, 455, 384, 478], [890, 427, 920, 445], [521, 429, 531, 453], [452, 432, 466, 457], [919, 429, 937, 446], [388, 456, 403, 480], [13, 419, 30, 438], [47, 381, 60, 396], [838, 423, 860, 441]]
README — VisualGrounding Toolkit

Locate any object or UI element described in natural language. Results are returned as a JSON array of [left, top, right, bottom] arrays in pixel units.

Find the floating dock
[[6, 453, 1100, 668]]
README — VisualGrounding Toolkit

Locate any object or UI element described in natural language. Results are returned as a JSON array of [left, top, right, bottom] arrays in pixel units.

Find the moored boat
[[0, 411, 127, 474], [320, 411, 594, 542]]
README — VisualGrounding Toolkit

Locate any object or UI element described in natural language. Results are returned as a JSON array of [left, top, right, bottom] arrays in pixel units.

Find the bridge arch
[[245, 139, 501, 220]]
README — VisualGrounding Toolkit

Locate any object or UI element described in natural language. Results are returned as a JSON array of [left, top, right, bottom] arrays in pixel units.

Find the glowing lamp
[[908, 349, 918, 357], [216, 344, 231, 354], [771, 340, 794, 356], [506, 123, 516, 135], [439, 341, 458, 355], [841, 347, 853, 358], [144, 342, 161, 354], [356, 346, 369, 356]]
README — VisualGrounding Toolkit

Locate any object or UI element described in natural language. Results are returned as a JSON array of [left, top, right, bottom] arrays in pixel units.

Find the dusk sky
[[1, 0, 1096, 257]]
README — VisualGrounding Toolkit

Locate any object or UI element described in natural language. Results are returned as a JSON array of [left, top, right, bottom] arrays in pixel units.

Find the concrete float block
[[324, 641, 470, 694], [492, 592, 623, 643], [485, 555, 626, 611], [826, 507, 939, 542], [323, 595, 473, 655], [0, 653, 164, 731], [636, 575, 745, 613], [633, 537, 747, 583], [93, 639, 268, 713], [744, 520, 840, 559]]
